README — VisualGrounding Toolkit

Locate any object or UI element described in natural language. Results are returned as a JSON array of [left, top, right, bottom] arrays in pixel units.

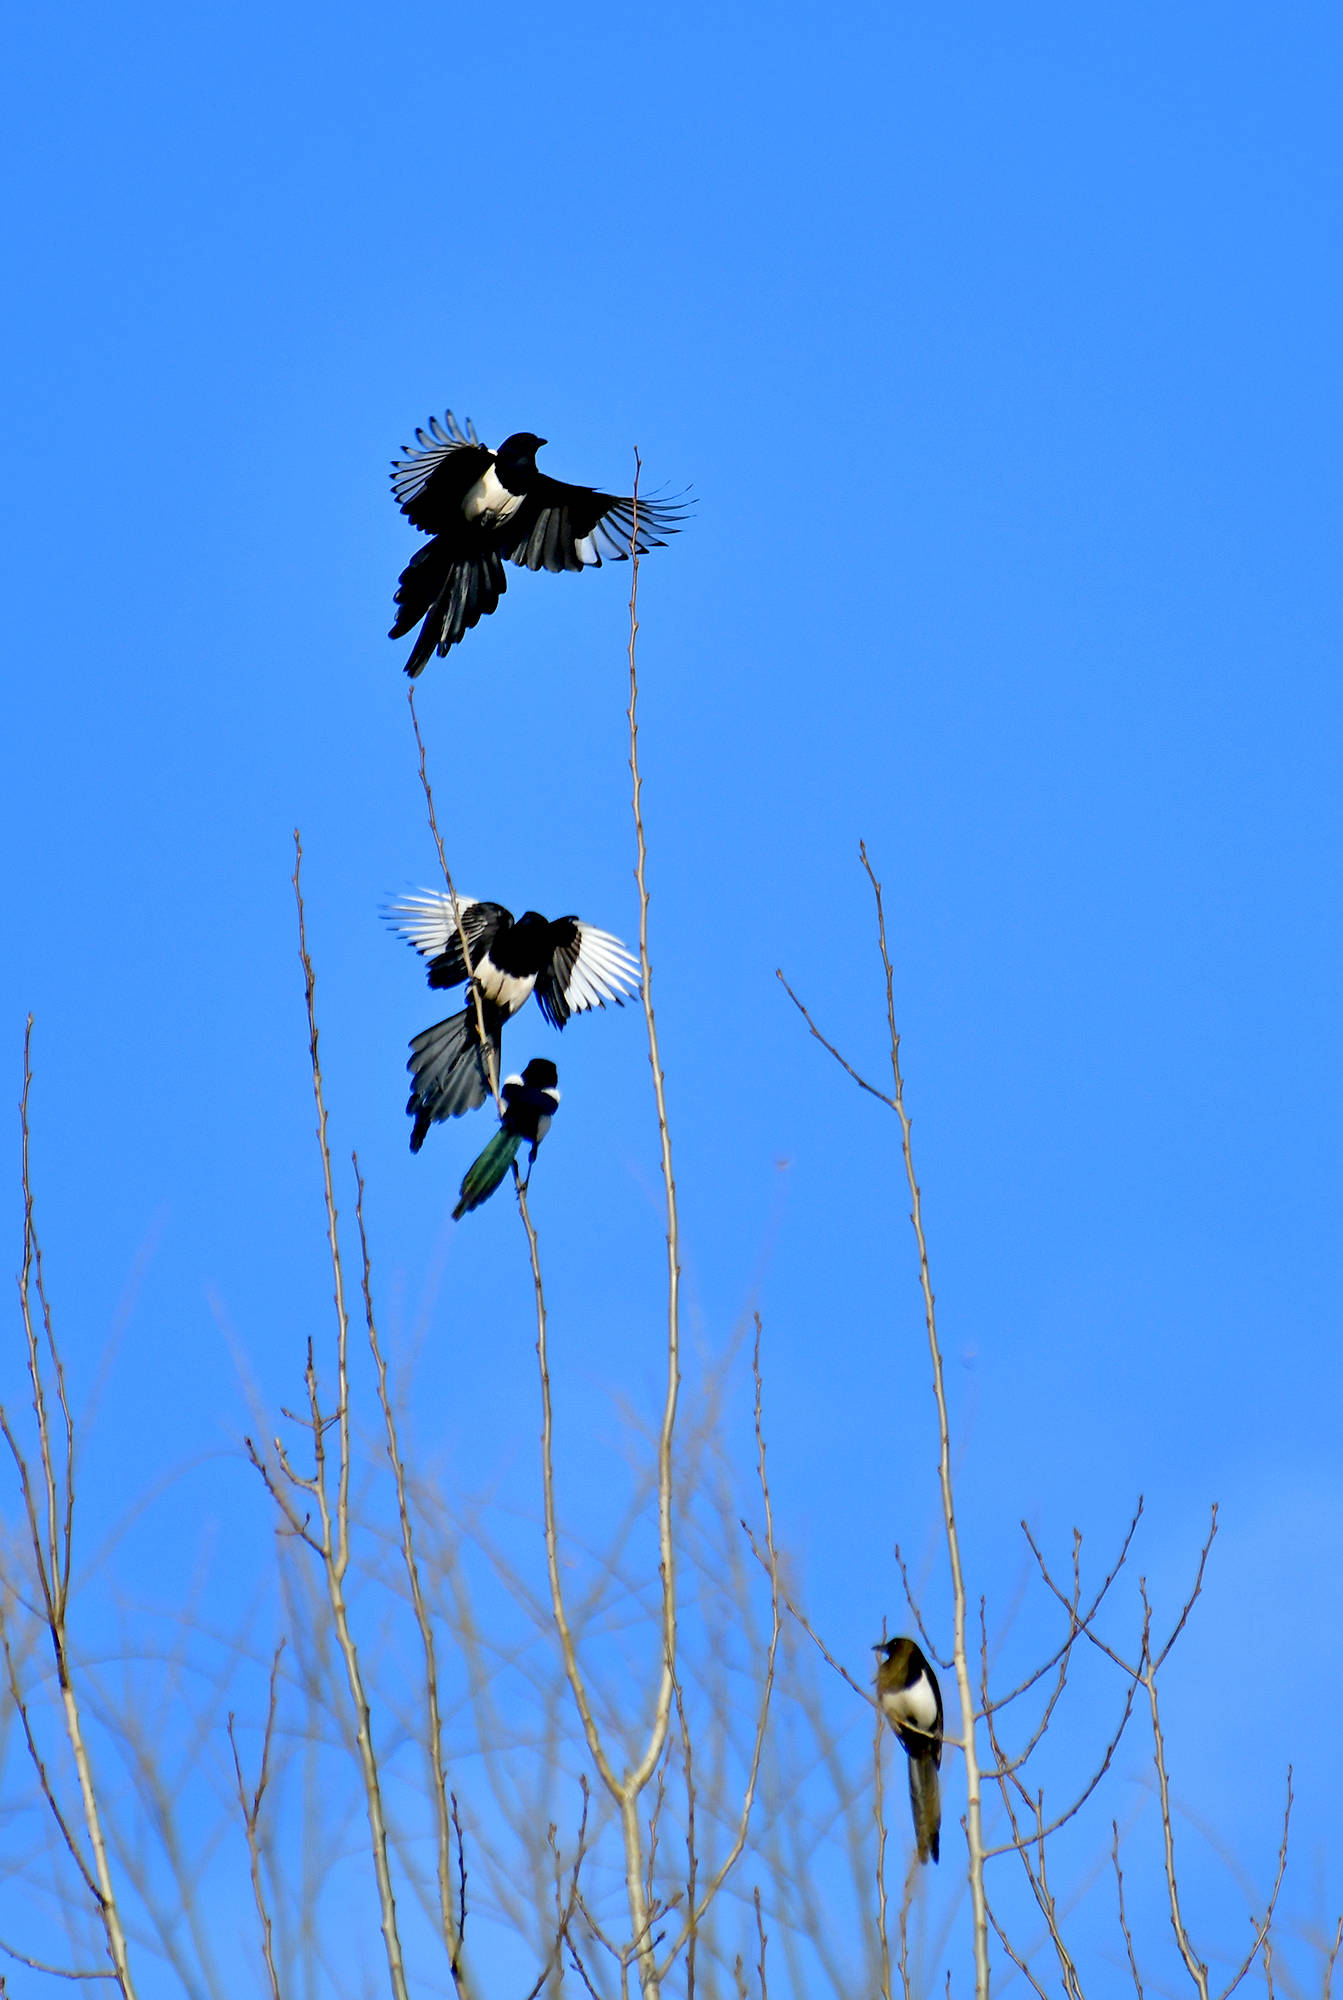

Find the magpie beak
[[387, 410, 690, 675]]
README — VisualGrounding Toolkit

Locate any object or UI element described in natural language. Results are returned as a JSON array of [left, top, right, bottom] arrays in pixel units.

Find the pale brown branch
[[861, 840, 989, 1993], [1111, 1821, 1145, 1996], [987, 1502, 1143, 1719], [984, 1898, 1051, 2000], [1214, 1769, 1292, 2000], [10, 1024, 137, 1999], [621, 452, 683, 2000], [0, 1615, 99, 1900], [1153, 1506, 1220, 1670], [1141, 1583, 1207, 2000], [892, 1542, 951, 1671], [243, 1437, 323, 1552], [289, 835, 409, 2000], [753, 1886, 768, 2000], [227, 1641, 286, 2000], [355, 1155, 471, 1995], [518, 1177, 622, 1805], [0, 1942, 117, 1981], [672, 1672, 698, 1998], [525, 1782, 593, 2000], [741, 1527, 874, 1708], [407, 688, 503, 1111], [1322, 1914, 1343, 2000], [980, 1563, 1140, 1857], [873, 1706, 893, 2000], [774, 971, 895, 1110], [659, 1318, 781, 1975]]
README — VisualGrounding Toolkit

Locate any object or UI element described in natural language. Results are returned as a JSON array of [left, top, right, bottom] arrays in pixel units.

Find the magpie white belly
[[882, 1675, 938, 1731], [476, 965, 536, 1013], [463, 464, 524, 526]]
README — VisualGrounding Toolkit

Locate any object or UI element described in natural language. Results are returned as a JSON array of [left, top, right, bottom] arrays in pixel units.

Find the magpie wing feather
[[391, 412, 493, 532], [535, 921, 640, 1029], [384, 893, 511, 989], [502, 475, 690, 574]]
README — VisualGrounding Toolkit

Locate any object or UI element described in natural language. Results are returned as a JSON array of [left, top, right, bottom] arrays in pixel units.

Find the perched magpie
[[388, 411, 688, 675], [875, 1637, 944, 1865], [386, 890, 639, 1150], [453, 1059, 560, 1219]]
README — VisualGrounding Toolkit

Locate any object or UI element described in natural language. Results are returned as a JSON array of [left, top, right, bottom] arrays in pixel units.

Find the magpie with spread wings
[[388, 412, 688, 676], [386, 890, 639, 1150]]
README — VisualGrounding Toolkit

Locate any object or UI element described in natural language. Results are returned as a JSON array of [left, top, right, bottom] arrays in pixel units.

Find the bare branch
[[9, 1022, 138, 1998], [227, 1641, 286, 2000], [0, 1942, 117, 1982], [355, 1154, 471, 1994], [1111, 1821, 1144, 1997], [984, 1898, 1051, 2000], [892, 1542, 951, 1671], [287, 835, 409, 2000], [407, 688, 503, 1110], [1214, 1769, 1292, 2000], [1141, 1582, 1207, 2000], [774, 971, 894, 1110]]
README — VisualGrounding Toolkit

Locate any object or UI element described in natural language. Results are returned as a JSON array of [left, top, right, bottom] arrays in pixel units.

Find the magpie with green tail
[[453, 1059, 561, 1218], [385, 890, 639, 1151], [388, 411, 688, 676], [875, 1637, 944, 1864]]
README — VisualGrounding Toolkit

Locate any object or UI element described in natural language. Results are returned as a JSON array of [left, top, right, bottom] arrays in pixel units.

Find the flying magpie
[[386, 890, 639, 1151], [388, 411, 688, 676], [874, 1637, 944, 1865], [453, 1059, 561, 1219]]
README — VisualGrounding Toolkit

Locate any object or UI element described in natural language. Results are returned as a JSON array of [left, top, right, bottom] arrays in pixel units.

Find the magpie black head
[[874, 1637, 925, 1681], [494, 432, 546, 484], [520, 1057, 559, 1090]]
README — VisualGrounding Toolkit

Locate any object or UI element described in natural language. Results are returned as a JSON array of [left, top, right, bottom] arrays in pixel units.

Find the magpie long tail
[[392, 540, 508, 676], [406, 1005, 499, 1151], [907, 1754, 941, 1865], [452, 1129, 523, 1220]]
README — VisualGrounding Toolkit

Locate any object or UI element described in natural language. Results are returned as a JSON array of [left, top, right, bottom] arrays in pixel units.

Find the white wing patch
[[583, 498, 684, 563], [390, 412, 485, 514], [384, 890, 480, 959], [565, 925, 641, 1012]]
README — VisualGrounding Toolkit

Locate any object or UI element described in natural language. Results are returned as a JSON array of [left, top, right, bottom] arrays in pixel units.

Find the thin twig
[[1111, 1821, 1144, 1997], [287, 836, 410, 2000], [227, 1641, 286, 2000], [1213, 1769, 1292, 2000], [874, 1705, 893, 2000], [8, 1022, 137, 1998], [0, 1942, 117, 1981], [407, 689, 503, 1110], [782, 851, 989, 1994], [1322, 1915, 1343, 2000], [355, 1156, 471, 1994]]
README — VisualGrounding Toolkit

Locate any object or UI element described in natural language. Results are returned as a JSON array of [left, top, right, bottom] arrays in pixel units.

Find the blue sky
[[2, 1, 1341, 1991]]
